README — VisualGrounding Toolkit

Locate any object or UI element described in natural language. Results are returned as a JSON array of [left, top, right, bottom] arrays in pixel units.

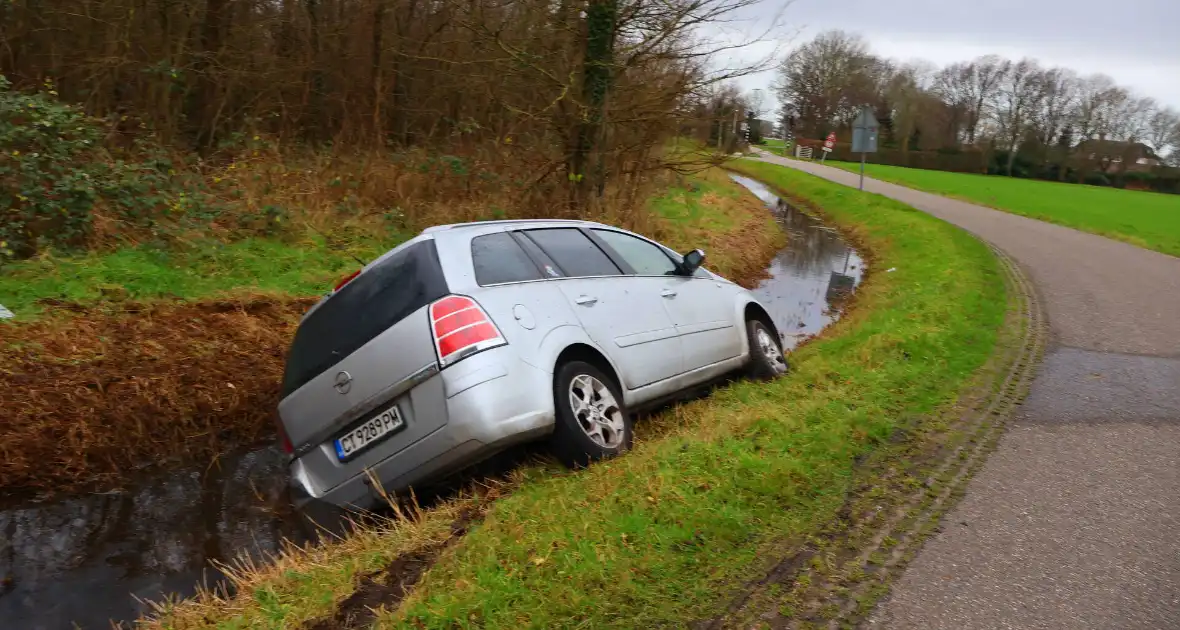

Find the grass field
[[761, 138, 790, 155], [147, 161, 1008, 629], [827, 161, 1180, 257]]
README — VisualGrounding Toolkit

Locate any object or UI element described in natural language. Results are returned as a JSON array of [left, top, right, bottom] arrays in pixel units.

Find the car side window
[[522, 228, 621, 277], [471, 232, 544, 285], [592, 229, 678, 276], [511, 231, 565, 279]]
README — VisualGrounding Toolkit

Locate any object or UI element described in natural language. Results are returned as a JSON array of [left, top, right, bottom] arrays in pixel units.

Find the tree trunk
[[371, 0, 386, 142], [569, 0, 617, 211], [306, 0, 324, 140], [389, 0, 419, 146], [187, 0, 230, 150]]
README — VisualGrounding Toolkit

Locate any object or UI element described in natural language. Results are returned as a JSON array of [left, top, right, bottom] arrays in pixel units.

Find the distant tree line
[[773, 31, 1180, 190]]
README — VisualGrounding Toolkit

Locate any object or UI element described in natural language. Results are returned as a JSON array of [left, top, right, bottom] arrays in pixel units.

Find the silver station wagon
[[277, 220, 787, 520]]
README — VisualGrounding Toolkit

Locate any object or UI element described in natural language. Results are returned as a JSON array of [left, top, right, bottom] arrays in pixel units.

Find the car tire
[[744, 319, 788, 380], [550, 360, 633, 468]]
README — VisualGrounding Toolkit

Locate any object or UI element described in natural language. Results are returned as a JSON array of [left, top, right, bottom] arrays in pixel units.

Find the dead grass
[[0, 294, 312, 496], [642, 167, 785, 288]]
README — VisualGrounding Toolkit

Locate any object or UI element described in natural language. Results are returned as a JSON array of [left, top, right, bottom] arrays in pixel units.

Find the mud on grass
[[303, 506, 482, 630], [0, 295, 311, 496], [140, 480, 510, 630]]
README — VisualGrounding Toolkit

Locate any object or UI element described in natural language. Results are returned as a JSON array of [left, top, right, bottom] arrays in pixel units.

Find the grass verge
[[0, 235, 392, 320], [0, 167, 780, 496], [826, 161, 1180, 257], [145, 160, 1008, 628]]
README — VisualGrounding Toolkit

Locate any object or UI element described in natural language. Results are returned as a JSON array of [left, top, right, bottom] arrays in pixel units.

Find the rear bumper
[[290, 349, 554, 519]]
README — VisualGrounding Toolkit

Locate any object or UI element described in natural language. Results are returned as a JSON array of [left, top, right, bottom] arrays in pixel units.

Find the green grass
[[0, 234, 402, 319], [0, 169, 776, 321], [826, 161, 1180, 257], [152, 160, 1007, 629], [142, 160, 1008, 629], [377, 163, 1005, 627], [643, 168, 785, 283], [760, 138, 791, 155]]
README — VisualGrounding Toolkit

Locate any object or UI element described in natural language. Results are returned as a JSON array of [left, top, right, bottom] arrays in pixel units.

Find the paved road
[[753, 150, 1180, 629]]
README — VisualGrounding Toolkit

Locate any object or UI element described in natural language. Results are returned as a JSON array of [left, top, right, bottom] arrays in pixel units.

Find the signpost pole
[[859, 151, 866, 191]]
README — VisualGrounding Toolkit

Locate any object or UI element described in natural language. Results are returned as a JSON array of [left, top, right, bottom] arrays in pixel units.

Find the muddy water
[[731, 173, 865, 348], [0, 446, 304, 629], [0, 175, 862, 630]]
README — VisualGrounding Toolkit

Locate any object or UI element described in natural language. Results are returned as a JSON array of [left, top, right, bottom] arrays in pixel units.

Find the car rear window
[[523, 228, 620, 277], [281, 241, 448, 397], [472, 232, 544, 285]]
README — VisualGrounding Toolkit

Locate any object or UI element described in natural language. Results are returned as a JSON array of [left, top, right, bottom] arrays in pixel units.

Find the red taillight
[[429, 295, 506, 367], [334, 269, 361, 291], [274, 416, 294, 454]]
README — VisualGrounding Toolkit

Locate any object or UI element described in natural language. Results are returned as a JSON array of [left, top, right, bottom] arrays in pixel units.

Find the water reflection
[[729, 174, 865, 349], [0, 446, 303, 630]]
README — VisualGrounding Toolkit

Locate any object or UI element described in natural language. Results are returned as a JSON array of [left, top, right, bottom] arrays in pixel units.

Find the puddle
[[0, 445, 305, 629], [2, 176, 861, 629], [729, 173, 865, 349]]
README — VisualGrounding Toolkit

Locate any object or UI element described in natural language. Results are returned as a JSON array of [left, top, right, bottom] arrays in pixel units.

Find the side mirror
[[679, 249, 706, 275]]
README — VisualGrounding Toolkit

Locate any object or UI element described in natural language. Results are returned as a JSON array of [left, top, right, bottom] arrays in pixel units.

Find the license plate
[[334, 403, 405, 461]]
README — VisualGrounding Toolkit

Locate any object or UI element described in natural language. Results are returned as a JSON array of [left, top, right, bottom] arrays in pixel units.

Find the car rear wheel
[[745, 319, 788, 380], [550, 360, 632, 468]]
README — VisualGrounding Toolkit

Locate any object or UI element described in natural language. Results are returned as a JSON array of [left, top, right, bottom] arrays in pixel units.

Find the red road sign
[[824, 132, 837, 148]]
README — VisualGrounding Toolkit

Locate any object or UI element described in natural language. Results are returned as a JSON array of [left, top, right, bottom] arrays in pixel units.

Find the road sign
[[851, 108, 878, 153], [851, 106, 878, 190], [823, 132, 836, 149]]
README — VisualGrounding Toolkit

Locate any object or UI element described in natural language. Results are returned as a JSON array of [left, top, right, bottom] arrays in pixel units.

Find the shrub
[[0, 76, 216, 262]]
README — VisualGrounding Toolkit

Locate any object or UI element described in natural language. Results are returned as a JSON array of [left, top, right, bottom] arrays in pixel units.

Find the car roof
[[421, 219, 613, 234]]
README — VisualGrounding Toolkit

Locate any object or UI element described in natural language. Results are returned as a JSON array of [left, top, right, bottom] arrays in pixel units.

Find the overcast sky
[[720, 0, 1180, 114]]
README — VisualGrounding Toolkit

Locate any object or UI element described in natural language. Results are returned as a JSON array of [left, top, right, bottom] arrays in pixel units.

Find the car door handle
[[661, 289, 677, 298], [574, 295, 598, 306]]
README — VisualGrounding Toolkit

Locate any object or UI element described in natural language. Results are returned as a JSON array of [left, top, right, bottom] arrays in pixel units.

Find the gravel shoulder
[[754, 150, 1180, 629]]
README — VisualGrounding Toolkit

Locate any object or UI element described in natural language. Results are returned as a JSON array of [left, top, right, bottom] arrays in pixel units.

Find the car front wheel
[[744, 319, 788, 380], [550, 360, 632, 468]]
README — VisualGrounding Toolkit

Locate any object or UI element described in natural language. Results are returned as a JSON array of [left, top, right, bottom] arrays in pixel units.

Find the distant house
[[1075, 140, 1161, 173]]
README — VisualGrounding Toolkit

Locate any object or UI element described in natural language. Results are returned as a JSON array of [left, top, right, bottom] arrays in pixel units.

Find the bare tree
[[773, 30, 882, 138], [956, 56, 1007, 145], [745, 89, 769, 119], [1031, 67, 1078, 146], [992, 58, 1044, 175], [1147, 107, 1180, 160], [887, 63, 927, 153]]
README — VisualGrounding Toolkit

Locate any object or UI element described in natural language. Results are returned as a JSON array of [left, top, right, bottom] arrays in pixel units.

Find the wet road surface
[[753, 150, 1180, 629], [0, 177, 863, 629]]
